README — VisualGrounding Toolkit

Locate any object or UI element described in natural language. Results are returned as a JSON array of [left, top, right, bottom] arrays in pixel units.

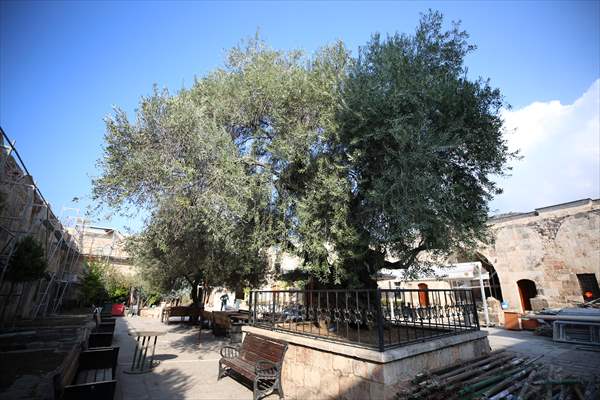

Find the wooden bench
[[218, 333, 287, 400], [95, 321, 115, 334], [88, 332, 113, 348], [200, 309, 213, 329], [62, 347, 119, 400], [161, 306, 201, 324]]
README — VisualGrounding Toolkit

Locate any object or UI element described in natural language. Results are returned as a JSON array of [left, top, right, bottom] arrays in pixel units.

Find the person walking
[[220, 293, 229, 311]]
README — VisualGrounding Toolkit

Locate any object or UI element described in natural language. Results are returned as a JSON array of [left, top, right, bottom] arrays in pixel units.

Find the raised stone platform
[[243, 326, 490, 400], [0, 315, 95, 399]]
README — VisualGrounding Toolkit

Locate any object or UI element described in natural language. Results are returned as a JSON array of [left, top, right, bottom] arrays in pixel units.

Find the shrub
[[7, 236, 47, 282]]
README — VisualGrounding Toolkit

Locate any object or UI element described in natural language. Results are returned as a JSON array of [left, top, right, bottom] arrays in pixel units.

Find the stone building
[[380, 198, 600, 317], [467, 198, 600, 313]]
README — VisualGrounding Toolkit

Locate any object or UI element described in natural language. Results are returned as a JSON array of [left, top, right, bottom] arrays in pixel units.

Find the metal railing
[[249, 288, 479, 351]]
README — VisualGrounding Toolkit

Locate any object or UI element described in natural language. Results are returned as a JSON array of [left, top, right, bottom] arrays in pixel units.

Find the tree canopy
[[93, 11, 514, 291]]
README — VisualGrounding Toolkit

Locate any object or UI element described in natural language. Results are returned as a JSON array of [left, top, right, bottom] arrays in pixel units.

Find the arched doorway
[[517, 279, 537, 311], [418, 283, 429, 307]]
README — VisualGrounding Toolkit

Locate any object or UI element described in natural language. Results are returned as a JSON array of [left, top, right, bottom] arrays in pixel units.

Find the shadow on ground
[[114, 316, 254, 400]]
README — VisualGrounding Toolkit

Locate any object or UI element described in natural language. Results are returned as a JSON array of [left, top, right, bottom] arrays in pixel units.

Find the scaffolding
[[0, 126, 84, 324]]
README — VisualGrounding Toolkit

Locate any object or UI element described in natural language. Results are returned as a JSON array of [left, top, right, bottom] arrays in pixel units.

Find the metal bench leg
[[253, 379, 259, 400], [276, 377, 284, 399], [217, 361, 225, 380]]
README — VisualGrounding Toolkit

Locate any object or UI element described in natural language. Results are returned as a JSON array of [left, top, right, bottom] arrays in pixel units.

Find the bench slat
[[240, 335, 286, 364], [221, 358, 257, 380]]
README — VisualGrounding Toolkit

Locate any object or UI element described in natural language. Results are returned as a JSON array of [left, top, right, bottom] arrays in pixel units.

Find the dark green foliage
[[81, 261, 107, 306], [331, 10, 514, 277], [6, 236, 47, 282]]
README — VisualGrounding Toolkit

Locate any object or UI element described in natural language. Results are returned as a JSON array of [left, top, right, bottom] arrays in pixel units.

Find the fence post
[[271, 291, 276, 330], [249, 290, 253, 325], [375, 289, 385, 352], [471, 289, 480, 329]]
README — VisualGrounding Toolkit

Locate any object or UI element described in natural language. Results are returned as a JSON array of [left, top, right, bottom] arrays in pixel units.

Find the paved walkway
[[484, 327, 600, 377], [113, 316, 254, 400]]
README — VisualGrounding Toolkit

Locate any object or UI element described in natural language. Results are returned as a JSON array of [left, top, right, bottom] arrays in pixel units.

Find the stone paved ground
[[484, 327, 600, 378], [113, 316, 258, 400], [112, 318, 599, 399]]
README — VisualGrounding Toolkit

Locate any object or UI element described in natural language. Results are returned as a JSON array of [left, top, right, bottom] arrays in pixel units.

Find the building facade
[[71, 225, 134, 275], [379, 199, 600, 316], [473, 198, 600, 312]]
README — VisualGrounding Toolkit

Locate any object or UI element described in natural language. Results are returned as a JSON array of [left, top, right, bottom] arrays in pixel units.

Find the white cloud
[[491, 79, 600, 214]]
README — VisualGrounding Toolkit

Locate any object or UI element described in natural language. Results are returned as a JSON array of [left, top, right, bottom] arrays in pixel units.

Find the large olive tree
[[93, 11, 513, 290]]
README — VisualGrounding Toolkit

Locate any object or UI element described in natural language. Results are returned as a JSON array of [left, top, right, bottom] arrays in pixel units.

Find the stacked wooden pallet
[[397, 350, 599, 400]]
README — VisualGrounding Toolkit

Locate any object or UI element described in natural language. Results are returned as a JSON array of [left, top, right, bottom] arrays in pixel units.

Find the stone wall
[[244, 326, 490, 400], [479, 199, 600, 311]]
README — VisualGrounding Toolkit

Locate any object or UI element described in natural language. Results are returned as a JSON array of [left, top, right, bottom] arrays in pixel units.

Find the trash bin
[[112, 303, 125, 316], [521, 314, 540, 330], [504, 311, 521, 330], [230, 322, 243, 344]]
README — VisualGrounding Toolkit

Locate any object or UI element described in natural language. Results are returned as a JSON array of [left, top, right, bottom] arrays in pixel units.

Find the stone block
[[310, 349, 333, 370], [295, 346, 309, 364], [319, 370, 341, 398], [351, 358, 382, 381], [282, 382, 298, 399], [284, 362, 304, 387], [295, 386, 315, 400], [530, 295, 549, 311], [338, 375, 357, 397], [285, 344, 297, 362], [346, 377, 371, 400], [304, 365, 321, 387], [332, 354, 354, 376], [369, 381, 385, 399]]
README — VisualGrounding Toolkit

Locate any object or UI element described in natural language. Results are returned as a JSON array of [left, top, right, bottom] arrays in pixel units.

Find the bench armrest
[[255, 360, 278, 379], [220, 346, 239, 359]]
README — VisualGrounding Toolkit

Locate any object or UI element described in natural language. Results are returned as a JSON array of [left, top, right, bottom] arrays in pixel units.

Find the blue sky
[[1, 1, 599, 232]]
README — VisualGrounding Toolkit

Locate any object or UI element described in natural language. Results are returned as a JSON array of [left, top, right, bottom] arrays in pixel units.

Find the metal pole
[[478, 263, 490, 327], [388, 282, 396, 320]]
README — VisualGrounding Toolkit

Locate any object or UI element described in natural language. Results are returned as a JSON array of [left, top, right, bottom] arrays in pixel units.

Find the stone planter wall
[[243, 326, 490, 400]]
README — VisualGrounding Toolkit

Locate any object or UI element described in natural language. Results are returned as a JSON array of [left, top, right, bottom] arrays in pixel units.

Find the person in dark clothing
[[220, 293, 229, 310]]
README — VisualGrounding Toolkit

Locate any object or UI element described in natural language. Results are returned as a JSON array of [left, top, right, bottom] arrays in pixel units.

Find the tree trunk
[[190, 281, 199, 306], [189, 279, 201, 324]]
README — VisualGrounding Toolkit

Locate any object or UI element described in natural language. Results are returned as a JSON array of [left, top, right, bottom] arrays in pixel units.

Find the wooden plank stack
[[397, 350, 599, 400]]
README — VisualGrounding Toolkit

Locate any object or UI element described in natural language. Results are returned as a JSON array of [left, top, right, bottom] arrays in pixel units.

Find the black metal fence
[[249, 288, 479, 351]]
